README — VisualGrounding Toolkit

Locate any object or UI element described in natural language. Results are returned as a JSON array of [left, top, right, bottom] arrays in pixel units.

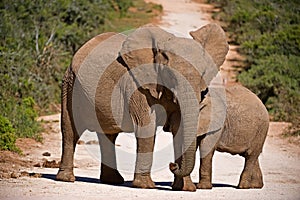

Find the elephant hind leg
[[238, 157, 263, 189], [238, 123, 267, 189], [98, 133, 124, 185], [57, 69, 81, 182], [56, 100, 80, 182]]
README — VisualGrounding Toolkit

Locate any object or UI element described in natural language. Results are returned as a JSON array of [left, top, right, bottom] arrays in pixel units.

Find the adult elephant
[[56, 23, 229, 191]]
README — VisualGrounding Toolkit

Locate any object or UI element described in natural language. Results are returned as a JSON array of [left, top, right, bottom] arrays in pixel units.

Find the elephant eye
[[200, 87, 209, 103]]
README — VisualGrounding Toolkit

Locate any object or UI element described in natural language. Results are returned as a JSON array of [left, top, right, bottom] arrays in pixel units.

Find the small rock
[[33, 162, 41, 167], [20, 171, 29, 177], [42, 152, 51, 156], [77, 140, 85, 145], [29, 172, 42, 178], [0, 172, 11, 179], [11, 172, 19, 178], [42, 159, 60, 168], [86, 140, 99, 145]]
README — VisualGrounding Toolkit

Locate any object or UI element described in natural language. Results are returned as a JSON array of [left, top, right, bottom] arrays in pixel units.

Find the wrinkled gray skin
[[168, 83, 269, 191], [56, 23, 229, 191]]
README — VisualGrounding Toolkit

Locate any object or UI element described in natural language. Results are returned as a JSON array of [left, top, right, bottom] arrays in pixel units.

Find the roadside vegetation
[[208, 0, 300, 136], [0, 0, 162, 152]]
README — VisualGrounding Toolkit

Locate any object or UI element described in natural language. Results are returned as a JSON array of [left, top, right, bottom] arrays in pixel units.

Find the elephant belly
[[216, 96, 266, 154], [72, 79, 134, 134], [216, 130, 251, 155], [215, 106, 256, 155]]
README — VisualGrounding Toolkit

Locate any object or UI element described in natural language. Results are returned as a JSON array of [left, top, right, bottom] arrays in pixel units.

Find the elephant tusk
[[158, 91, 163, 99], [173, 97, 177, 104], [171, 88, 178, 103]]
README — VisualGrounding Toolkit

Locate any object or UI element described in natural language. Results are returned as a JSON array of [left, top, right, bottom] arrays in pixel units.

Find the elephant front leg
[[197, 147, 215, 189], [98, 133, 124, 184], [132, 125, 156, 189], [172, 176, 196, 192]]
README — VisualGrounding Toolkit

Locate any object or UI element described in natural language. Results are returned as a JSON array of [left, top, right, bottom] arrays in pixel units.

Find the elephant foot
[[100, 169, 124, 185], [172, 176, 196, 192], [238, 170, 263, 189], [196, 181, 212, 189], [182, 177, 197, 192], [56, 169, 75, 182], [238, 178, 263, 189], [132, 173, 155, 189]]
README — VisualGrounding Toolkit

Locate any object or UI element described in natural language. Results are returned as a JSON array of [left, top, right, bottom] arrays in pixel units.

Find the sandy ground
[[1, 0, 300, 199]]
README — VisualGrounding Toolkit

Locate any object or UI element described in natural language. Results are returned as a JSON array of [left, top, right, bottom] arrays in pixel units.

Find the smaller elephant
[[169, 83, 269, 191]]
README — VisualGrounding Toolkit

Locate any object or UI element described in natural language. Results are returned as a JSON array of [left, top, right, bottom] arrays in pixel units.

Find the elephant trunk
[[169, 80, 199, 177]]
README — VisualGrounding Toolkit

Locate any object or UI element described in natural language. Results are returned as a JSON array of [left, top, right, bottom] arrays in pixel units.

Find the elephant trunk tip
[[169, 162, 190, 177], [169, 162, 179, 172]]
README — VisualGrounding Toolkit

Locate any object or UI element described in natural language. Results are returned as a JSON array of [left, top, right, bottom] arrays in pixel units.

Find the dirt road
[[1, 0, 300, 199]]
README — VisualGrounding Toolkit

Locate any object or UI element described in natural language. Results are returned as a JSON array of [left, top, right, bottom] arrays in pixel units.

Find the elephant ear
[[120, 25, 175, 69], [190, 23, 229, 68]]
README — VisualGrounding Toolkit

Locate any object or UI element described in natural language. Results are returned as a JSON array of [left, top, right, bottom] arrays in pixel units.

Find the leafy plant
[[0, 0, 161, 151], [0, 116, 20, 153], [239, 55, 300, 122], [209, 0, 300, 135]]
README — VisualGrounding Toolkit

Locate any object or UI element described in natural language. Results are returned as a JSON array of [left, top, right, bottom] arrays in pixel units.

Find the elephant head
[[119, 23, 228, 177]]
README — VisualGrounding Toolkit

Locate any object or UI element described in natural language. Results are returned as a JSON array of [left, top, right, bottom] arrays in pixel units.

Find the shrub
[[239, 55, 300, 123], [209, 0, 300, 135], [0, 116, 20, 153], [14, 97, 42, 140], [116, 0, 133, 17], [0, 96, 42, 141], [0, 0, 161, 151]]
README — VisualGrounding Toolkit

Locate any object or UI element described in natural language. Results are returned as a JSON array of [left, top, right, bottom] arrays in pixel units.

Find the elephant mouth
[[163, 123, 170, 132], [162, 110, 179, 133]]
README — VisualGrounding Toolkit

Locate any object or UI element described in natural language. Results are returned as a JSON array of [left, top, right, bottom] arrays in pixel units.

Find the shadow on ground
[[42, 173, 237, 190]]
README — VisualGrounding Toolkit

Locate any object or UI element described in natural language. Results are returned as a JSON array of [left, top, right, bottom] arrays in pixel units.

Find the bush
[[14, 97, 42, 140], [209, 0, 300, 134], [116, 0, 133, 17], [239, 55, 300, 123], [1, 0, 111, 146], [0, 96, 42, 141], [0, 0, 161, 151], [0, 116, 20, 153]]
